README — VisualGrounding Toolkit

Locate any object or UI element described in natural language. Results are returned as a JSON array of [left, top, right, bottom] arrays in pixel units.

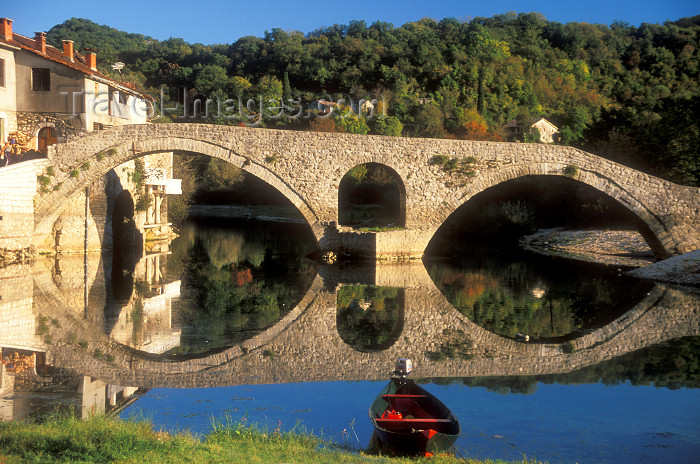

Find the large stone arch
[[427, 161, 679, 259], [32, 134, 322, 251]]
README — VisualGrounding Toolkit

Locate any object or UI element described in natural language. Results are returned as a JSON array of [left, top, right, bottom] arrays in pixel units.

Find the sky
[[3, 0, 698, 44]]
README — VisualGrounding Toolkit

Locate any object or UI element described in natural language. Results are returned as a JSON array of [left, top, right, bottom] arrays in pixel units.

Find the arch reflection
[[336, 285, 405, 352]]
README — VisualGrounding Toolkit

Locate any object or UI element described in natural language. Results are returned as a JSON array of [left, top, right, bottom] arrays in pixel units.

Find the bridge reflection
[[1, 256, 699, 399]]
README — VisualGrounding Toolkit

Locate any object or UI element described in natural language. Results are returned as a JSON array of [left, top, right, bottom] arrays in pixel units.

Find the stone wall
[[0, 158, 45, 253], [33, 124, 700, 258], [15, 111, 86, 149]]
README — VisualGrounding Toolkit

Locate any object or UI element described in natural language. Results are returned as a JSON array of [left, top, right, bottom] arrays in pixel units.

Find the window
[[32, 68, 50, 91], [0, 59, 5, 87]]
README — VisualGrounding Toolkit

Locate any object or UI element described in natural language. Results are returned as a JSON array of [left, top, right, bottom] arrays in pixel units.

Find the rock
[[627, 250, 700, 288]]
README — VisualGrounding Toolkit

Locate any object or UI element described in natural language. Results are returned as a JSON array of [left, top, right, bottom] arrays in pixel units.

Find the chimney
[[0, 18, 13, 42], [85, 51, 97, 70], [62, 40, 74, 61], [35, 32, 46, 54]]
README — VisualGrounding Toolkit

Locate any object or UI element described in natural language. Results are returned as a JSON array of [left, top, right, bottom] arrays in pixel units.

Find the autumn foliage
[[456, 121, 503, 141]]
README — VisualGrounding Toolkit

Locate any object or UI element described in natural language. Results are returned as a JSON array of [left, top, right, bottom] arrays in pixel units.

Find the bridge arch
[[429, 161, 675, 258], [32, 134, 322, 251], [338, 162, 407, 228]]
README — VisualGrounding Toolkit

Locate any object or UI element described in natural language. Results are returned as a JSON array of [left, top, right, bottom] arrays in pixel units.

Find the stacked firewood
[[7, 130, 32, 154]]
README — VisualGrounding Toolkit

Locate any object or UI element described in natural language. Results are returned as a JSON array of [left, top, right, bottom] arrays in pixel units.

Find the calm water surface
[[2, 215, 699, 464]]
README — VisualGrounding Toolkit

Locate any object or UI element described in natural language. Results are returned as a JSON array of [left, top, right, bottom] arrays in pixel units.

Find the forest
[[45, 12, 700, 186]]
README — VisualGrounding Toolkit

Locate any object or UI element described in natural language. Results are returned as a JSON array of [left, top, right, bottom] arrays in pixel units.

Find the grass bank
[[0, 415, 544, 464]]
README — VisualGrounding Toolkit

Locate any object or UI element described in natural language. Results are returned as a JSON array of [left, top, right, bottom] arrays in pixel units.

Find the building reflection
[[0, 235, 180, 421]]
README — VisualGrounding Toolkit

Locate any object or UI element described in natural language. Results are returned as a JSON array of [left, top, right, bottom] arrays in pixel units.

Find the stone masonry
[[0, 158, 45, 252], [31, 124, 700, 259]]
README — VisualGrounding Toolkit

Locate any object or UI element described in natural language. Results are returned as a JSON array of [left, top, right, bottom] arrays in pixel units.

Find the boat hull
[[369, 378, 459, 455]]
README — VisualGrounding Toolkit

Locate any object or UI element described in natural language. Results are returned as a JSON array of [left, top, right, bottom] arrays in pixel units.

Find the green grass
[[0, 415, 545, 464]]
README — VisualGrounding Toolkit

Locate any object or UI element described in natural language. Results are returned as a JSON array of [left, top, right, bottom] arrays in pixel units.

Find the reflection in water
[[166, 217, 318, 354], [1, 213, 699, 464], [336, 285, 404, 352], [425, 246, 652, 341]]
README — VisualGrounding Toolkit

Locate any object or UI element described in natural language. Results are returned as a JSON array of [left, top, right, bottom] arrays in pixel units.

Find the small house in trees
[[308, 100, 336, 115], [504, 117, 559, 143]]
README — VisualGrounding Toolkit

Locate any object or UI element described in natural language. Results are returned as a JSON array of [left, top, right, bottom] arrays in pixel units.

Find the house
[[0, 17, 153, 155], [0, 18, 177, 253], [308, 100, 336, 116], [503, 117, 559, 144]]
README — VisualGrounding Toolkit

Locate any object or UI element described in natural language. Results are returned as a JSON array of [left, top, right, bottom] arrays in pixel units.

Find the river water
[[1, 215, 699, 463]]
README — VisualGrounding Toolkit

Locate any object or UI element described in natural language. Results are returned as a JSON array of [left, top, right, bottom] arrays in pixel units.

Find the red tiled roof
[[0, 31, 151, 100]]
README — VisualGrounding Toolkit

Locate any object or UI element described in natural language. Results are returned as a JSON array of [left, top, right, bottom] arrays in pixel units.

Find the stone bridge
[[31, 124, 700, 259], [27, 261, 700, 389]]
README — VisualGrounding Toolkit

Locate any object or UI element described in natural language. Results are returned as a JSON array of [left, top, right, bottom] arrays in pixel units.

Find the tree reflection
[[336, 285, 404, 352], [167, 218, 317, 354], [426, 248, 651, 341]]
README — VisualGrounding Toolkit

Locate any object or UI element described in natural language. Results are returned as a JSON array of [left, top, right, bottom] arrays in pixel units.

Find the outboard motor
[[393, 358, 413, 378]]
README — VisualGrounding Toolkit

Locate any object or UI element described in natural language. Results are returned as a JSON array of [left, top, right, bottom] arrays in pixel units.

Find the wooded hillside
[[46, 13, 700, 185]]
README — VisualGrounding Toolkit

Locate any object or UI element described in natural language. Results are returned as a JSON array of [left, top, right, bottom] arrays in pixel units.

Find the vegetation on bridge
[[46, 13, 700, 186]]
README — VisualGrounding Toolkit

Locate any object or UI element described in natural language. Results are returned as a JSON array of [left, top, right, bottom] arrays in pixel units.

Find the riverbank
[[0, 415, 542, 464], [519, 228, 656, 267], [188, 204, 307, 223], [519, 228, 700, 287]]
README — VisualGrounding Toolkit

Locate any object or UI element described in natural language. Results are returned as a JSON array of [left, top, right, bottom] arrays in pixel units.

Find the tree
[[373, 116, 403, 136], [524, 127, 542, 143], [194, 65, 228, 97], [456, 121, 501, 141], [282, 71, 292, 100], [309, 117, 338, 133], [559, 106, 592, 145], [201, 158, 244, 190], [413, 104, 445, 138], [335, 113, 370, 134], [466, 23, 510, 116]]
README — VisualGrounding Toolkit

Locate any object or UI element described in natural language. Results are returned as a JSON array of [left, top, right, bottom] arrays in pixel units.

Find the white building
[[0, 18, 153, 154]]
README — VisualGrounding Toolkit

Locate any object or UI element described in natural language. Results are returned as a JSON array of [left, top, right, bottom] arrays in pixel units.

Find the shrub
[[562, 341, 576, 353], [135, 195, 151, 212], [430, 155, 449, 166], [373, 115, 403, 136], [37, 175, 51, 187], [564, 164, 579, 178]]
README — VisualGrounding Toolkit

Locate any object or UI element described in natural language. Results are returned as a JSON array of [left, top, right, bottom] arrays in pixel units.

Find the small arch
[[427, 174, 665, 260], [338, 162, 406, 228]]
